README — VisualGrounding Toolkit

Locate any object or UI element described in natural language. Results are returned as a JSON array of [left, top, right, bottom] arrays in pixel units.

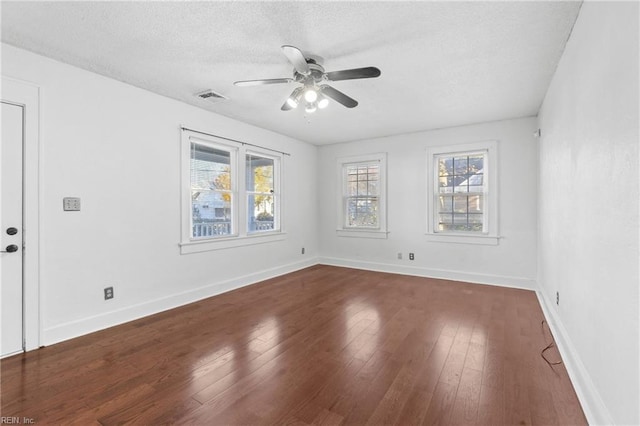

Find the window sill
[[336, 229, 389, 239], [180, 232, 286, 254], [424, 233, 500, 246]]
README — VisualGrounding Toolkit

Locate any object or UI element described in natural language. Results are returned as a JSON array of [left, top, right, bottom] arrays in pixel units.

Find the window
[[426, 141, 499, 245], [337, 153, 387, 239], [190, 142, 236, 238], [246, 153, 279, 233], [181, 129, 284, 253]]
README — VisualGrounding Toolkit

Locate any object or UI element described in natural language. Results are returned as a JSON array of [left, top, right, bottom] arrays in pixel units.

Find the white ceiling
[[1, 1, 581, 145]]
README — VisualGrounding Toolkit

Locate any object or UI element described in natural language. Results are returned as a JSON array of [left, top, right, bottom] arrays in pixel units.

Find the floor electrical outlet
[[409, 253, 415, 260]]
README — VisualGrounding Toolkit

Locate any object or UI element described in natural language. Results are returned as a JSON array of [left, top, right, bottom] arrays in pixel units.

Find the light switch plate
[[63, 197, 81, 211]]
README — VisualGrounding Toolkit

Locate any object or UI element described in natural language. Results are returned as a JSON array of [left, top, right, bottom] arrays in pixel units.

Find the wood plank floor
[[1, 265, 587, 425]]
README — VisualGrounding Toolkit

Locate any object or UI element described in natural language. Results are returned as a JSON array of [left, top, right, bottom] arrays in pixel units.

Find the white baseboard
[[43, 258, 318, 346], [318, 256, 537, 290], [536, 289, 613, 426]]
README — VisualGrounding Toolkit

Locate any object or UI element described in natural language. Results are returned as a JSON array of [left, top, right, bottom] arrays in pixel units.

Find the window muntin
[[344, 162, 380, 228], [190, 142, 236, 238], [246, 153, 279, 233], [436, 152, 486, 233]]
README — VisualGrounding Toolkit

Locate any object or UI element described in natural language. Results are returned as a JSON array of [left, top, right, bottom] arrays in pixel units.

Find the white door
[[1, 101, 24, 357]]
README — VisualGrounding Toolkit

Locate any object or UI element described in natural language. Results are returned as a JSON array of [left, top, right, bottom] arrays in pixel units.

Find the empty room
[[1, 1, 638, 425]]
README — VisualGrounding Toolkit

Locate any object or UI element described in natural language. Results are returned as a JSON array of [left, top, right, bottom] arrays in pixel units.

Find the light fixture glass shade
[[286, 87, 303, 109], [304, 88, 318, 103], [305, 102, 317, 113], [318, 97, 329, 109], [286, 97, 298, 108]]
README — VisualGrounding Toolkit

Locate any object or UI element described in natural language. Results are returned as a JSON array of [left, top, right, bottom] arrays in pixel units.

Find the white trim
[[318, 256, 536, 290], [426, 140, 499, 242], [336, 229, 388, 239], [536, 289, 613, 426], [423, 233, 500, 245], [1, 76, 41, 352], [336, 152, 388, 237], [180, 231, 286, 254], [42, 257, 317, 346]]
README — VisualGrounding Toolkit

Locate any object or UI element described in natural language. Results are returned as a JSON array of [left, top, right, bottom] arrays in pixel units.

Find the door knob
[[6, 227, 18, 235], [1, 244, 19, 253]]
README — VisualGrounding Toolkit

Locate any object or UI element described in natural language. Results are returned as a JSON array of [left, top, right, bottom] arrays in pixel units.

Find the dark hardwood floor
[[1, 265, 586, 425]]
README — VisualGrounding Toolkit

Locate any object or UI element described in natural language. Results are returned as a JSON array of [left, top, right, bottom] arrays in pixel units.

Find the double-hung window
[[190, 142, 236, 238], [426, 141, 498, 245], [337, 153, 387, 239], [181, 129, 284, 253], [246, 152, 279, 233]]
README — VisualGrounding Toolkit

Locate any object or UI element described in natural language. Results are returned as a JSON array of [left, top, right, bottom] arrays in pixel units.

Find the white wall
[[537, 2, 639, 425], [317, 117, 538, 289], [1, 43, 318, 345]]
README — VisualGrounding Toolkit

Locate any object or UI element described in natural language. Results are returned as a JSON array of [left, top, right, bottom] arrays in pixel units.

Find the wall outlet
[[397, 252, 402, 260], [104, 286, 114, 300], [63, 197, 81, 211], [556, 291, 559, 305], [301, 247, 305, 255], [409, 253, 415, 260]]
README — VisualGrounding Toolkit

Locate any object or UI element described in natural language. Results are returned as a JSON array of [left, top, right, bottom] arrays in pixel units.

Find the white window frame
[[336, 153, 388, 239], [426, 141, 499, 245], [180, 129, 285, 254]]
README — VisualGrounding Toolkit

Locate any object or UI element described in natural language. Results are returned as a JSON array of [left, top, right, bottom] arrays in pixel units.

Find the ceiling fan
[[234, 45, 381, 113]]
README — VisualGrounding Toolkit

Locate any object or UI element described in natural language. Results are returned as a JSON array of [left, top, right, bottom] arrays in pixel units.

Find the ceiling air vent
[[195, 89, 227, 103]]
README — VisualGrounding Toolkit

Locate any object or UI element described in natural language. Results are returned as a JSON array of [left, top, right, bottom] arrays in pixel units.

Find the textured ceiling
[[1, 1, 581, 145]]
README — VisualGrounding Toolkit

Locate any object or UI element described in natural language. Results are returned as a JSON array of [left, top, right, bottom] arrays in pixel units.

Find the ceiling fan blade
[[320, 85, 358, 108], [282, 45, 310, 76], [234, 78, 293, 87], [326, 67, 381, 81]]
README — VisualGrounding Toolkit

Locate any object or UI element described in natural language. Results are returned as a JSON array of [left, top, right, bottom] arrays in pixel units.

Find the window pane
[[346, 197, 378, 227], [438, 157, 452, 177], [453, 156, 469, 174], [191, 143, 233, 238], [438, 195, 453, 213], [453, 195, 468, 213], [468, 155, 484, 173], [246, 154, 274, 193], [191, 143, 231, 191], [468, 195, 483, 213], [357, 181, 368, 195], [468, 213, 483, 224], [248, 194, 275, 232]]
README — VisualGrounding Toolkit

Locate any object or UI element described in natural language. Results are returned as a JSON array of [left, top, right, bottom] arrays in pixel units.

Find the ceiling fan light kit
[[234, 45, 381, 114]]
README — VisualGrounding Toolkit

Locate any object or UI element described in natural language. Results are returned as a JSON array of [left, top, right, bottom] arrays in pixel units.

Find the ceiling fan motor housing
[[294, 61, 326, 84]]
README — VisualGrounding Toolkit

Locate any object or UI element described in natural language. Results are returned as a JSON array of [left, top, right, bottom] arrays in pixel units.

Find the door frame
[[2, 76, 41, 352]]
